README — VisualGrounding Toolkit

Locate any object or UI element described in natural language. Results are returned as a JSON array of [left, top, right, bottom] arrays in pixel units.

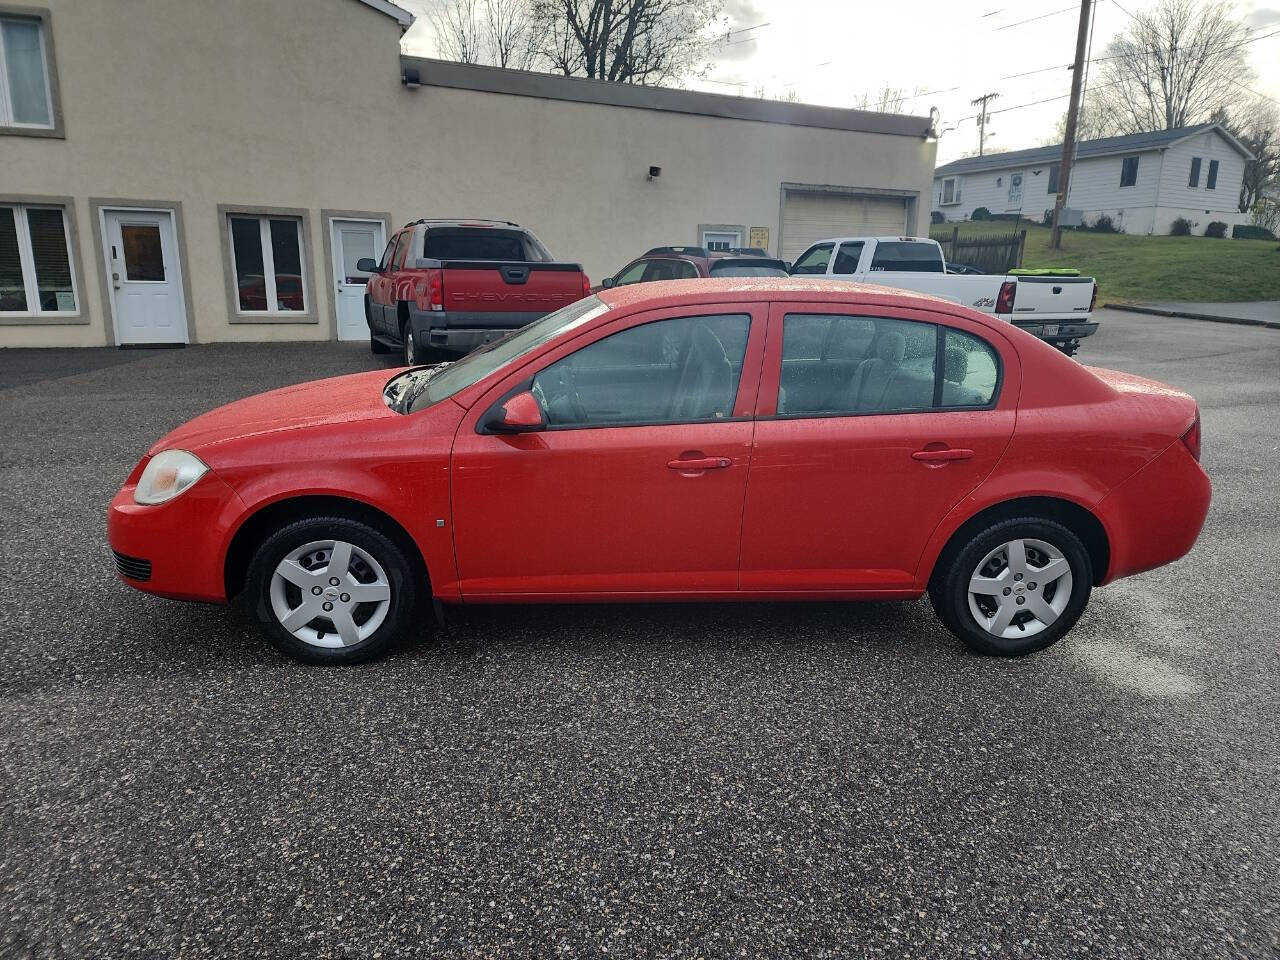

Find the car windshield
[[393, 296, 610, 414], [709, 260, 788, 277]]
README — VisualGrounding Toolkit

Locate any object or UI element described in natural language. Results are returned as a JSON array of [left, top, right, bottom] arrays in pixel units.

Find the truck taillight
[[1182, 410, 1201, 461], [422, 268, 443, 311], [582, 274, 592, 299], [995, 280, 1016, 314], [1090, 281, 1098, 312]]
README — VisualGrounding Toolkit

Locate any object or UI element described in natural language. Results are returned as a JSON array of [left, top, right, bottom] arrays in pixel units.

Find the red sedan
[[108, 280, 1210, 664]]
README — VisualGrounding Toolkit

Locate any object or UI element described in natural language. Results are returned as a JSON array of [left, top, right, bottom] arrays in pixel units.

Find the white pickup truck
[[789, 236, 1098, 355]]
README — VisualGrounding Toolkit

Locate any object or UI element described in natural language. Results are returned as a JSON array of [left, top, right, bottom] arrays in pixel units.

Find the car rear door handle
[[912, 447, 974, 462], [667, 456, 731, 470]]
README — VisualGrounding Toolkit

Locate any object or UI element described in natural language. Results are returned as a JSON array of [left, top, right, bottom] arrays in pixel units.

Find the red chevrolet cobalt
[[108, 280, 1210, 664]]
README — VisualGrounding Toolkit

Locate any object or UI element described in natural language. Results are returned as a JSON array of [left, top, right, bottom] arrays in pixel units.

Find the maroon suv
[[599, 246, 788, 290]]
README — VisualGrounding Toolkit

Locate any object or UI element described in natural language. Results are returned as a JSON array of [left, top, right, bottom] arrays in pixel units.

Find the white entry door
[[104, 209, 187, 345], [331, 219, 384, 342]]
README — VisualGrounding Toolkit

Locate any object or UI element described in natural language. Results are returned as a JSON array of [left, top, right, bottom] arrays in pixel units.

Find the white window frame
[[700, 230, 742, 252], [0, 202, 78, 316], [228, 214, 308, 316], [940, 177, 960, 205], [0, 14, 55, 130]]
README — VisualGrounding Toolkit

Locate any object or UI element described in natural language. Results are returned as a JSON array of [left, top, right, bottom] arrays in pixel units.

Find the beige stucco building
[[1, 0, 937, 349]]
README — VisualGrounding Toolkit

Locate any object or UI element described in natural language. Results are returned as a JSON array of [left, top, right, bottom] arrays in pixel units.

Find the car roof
[[809, 236, 937, 245], [596, 276, 975, 318]]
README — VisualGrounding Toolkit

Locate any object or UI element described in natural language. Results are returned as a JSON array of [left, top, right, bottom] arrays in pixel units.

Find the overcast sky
[[398, 0, 1280, 166]]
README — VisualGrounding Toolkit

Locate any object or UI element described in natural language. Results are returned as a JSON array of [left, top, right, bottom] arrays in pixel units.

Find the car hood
[[150, 369, 400, 454]]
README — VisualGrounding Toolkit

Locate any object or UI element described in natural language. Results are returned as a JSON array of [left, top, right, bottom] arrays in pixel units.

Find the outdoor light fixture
[[402, 67, 421, 88], [647, 165, 662, 180]]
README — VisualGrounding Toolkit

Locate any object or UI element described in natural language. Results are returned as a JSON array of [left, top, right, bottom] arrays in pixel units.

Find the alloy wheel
[[268, 539, 392, 648], [966, 538, 1073, 639]]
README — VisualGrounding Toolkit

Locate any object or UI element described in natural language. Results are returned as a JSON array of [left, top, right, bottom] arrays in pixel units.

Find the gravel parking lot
[[1, 309, 1277, 958]]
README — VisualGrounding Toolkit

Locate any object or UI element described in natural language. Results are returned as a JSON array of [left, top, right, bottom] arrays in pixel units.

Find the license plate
[[1042, 324, 1059, 337]]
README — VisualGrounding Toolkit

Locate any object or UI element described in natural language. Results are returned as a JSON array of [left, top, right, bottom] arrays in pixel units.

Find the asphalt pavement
[[1, 310, 1277, 958]]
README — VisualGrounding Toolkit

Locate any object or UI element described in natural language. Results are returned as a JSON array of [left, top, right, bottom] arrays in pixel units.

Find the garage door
[[781, 192, 908, 261]]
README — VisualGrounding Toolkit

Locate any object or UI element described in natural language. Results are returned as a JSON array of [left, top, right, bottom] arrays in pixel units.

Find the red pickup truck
[[359, 220, 590, 364]]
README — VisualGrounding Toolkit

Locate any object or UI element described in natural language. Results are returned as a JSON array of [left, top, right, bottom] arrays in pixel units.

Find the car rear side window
[[868, 243, 944, 273], [790, 243, 833, 275], [832, 241, 863, 274], [778, 314, 999, 416], [939, 328, 999, 406], [532, 314, 750, 427]]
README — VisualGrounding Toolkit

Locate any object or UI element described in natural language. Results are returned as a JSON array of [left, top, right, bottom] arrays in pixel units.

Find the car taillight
[[582, 274, 592, 299], [1089, 281, 1098, 312], [995, 280, 1016, 314], [1182, 411, 1201, 461]]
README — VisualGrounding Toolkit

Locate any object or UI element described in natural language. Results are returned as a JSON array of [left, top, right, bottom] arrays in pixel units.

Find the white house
[[931, 124, 1253, 236]]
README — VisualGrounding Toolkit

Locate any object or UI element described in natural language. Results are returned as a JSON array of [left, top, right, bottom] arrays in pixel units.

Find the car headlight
[[134, 449, 209, 505]]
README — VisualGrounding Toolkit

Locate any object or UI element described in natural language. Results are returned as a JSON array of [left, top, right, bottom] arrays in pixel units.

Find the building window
[[1207, 159, 1219, 190], [0, 203, 76, 314], [941, 177, 959, 204], [0, 15, 53, 129], [1188, 157, 1201, 188], [701, 230, 741, 251], [1120, 155, 1139, 188], [229, 215, 306, 313], [1047, 164, 1060, 195]]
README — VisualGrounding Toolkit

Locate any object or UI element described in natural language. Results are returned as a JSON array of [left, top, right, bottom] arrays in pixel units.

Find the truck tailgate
[[1006, 275, 1094, 320], [441, 261, 585, 327]]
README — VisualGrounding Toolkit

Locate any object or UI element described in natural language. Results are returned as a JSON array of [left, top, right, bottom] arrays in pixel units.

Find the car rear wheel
[[928, 517, 1092, 656], [403, 326, 417, 365], [246, 516, 421, 664]]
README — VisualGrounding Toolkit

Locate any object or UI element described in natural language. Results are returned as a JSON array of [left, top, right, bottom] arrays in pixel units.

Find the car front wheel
[[246, 516, 421, 664], [929, 517, 1092, 656]]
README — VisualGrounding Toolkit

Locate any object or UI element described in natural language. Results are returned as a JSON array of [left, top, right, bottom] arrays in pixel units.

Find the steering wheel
[[535, 362, 589, 425]]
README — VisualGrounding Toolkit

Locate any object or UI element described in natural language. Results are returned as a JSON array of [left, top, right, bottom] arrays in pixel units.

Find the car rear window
[[708, 259, 788, 277], [868, 242, 944, 273], [422, 229, 547, 262]]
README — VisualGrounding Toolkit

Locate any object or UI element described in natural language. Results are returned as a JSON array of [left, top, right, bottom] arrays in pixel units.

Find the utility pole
[[1051, 0, 1093, 249], [971, 92, 999, 157]]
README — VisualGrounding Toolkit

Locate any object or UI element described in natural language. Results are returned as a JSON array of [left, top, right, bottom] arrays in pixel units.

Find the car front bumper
[[107, 467, 247, 603]]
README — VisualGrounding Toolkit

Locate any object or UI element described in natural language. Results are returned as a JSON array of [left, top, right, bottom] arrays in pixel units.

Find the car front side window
[[613, 260, 650, 286], [790, 243, 834, 275], [531, 313, 750, 428]]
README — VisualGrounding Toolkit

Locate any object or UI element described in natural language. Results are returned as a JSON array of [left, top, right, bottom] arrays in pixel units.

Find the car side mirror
[[356, 257, 381, 273], [601, 276, 615, 288], [484, 390, 545, 434]]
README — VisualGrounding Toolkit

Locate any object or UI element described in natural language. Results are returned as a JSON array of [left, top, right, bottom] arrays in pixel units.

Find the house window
[[229, 215, 306, 313], [941, 177, 958, 204], [1207, 159, 1219, 190], [1047, 164, 1060, 195], [701, 230, 741, 252], [1120, 155, 1139, 188], [1188, 157, 1201, 188], [0, 203, 76, 314], [0, 15, 53, 129]]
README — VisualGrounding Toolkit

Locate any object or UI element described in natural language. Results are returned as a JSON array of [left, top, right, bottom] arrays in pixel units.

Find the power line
[[993, 4, 1079, 31]]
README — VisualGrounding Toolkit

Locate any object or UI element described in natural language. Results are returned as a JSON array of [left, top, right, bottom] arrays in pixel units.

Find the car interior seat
[[844, 331, 906, 410], [671, 323, 733, 420]]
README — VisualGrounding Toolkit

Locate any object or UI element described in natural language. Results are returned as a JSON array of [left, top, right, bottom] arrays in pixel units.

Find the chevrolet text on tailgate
[[360, 219, 591, 364], [790, 237, 1099, 356]]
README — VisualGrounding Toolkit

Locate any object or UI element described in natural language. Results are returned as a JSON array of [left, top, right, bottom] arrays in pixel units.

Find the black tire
[[928, 516, 1092, 657], [246, 515, 422, 665], [1054, 340, 1080, 357]]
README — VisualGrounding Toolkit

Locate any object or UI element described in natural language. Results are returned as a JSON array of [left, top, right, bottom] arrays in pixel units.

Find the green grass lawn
[[931, 221, 1280, 303]]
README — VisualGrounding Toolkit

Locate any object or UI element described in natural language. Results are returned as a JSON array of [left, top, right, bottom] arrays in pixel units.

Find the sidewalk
[[1104, 300, 1280, 329]]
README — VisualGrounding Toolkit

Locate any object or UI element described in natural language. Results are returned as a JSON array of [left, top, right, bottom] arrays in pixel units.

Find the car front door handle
[[912, 447, 975, 462], [667, 456, 731, 471]]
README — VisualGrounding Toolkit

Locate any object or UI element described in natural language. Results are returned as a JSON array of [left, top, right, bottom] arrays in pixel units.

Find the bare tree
[[484, 0, 537, 69], [430, 0, 486, 64], [1084, 0, 1255, 135], [1210, 100, 1280, 213], [854, 85, 912, 113], [529, 0, 724, 84]]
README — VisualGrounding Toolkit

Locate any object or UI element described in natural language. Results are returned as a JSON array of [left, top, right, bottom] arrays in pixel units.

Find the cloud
[[1243, 7, 1280, 29]]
